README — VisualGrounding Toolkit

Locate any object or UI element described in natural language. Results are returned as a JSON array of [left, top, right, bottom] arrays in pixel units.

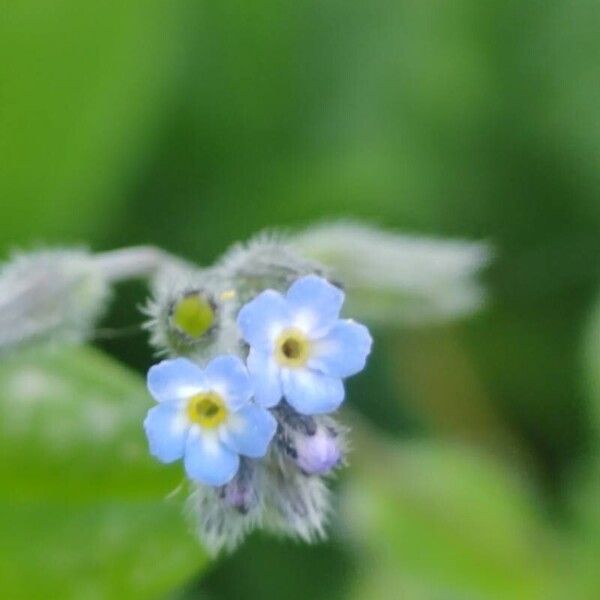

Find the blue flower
[[237, 275, 372, 415], [144, 355, 277, 486]]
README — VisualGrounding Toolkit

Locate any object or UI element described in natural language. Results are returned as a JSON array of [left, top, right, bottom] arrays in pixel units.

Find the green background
[[1, 1, 600, 598]]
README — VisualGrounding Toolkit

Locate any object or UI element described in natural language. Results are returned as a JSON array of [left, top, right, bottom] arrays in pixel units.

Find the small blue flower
[[144, 355, 277, 486], [237, 275, 372, 415]]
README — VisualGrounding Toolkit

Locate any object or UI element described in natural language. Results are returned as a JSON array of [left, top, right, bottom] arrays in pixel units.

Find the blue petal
[[237, 289, 290, 351], [144, 402, 188, 463], [221, 404, 277, 458], [184, 428, 240, 486], [247, 348, 283, 407], [286, 275, 345, 337], [203, 354, 252, 411], [281, 368, 345, 415], [147, 358, 205, 403], [308, 319, 373, 378]]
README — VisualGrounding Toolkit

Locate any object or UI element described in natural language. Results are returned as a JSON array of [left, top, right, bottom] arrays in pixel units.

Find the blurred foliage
[[1, 0, 600, 598], [0, 346, 206, 598], [0, 0, 183, 246], [344, 435, 560, 599]]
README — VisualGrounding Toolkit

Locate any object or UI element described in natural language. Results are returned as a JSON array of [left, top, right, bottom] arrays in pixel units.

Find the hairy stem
[[93, 246, 191, 283]]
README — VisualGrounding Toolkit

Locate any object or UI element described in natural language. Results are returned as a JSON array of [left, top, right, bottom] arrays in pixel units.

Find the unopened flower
[[144, 355, 276, 486], [237, 275, 372, 414], [293, 424, 342, 475], [274, 402, 346, 476], [170, 291, 216, 340], [218, 458, 259, 514]]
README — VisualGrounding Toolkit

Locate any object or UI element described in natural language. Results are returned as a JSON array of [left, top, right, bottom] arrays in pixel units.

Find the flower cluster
[[144, 270, 372, 552], [0, 225, 488, 557]]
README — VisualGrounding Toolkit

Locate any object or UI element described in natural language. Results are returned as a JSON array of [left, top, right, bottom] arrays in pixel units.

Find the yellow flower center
[[187, 392, 228, 428], [275, 328, 311, 368], [171, 293, 215, 339]]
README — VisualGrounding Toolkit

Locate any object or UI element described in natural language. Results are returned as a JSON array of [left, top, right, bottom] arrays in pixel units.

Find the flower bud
[[218, 459, 257, 514], [294, 425, 341, 475], [143, 268, 225, 357], [170, 291, 215, 340]]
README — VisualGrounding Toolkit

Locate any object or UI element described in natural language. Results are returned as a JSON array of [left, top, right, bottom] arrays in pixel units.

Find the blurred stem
[[93, 246, 191, 283]]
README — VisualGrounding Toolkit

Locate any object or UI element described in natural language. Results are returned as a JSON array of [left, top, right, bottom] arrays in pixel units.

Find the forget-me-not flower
[[237, 275, 372, 415], [144, 355, 277, 486]]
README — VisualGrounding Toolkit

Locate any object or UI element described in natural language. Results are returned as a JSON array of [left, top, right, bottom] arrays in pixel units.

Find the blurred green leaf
[[0, 345, 182, 498], [566, 456, 600, 600], [342, 436, 562, 599], [583, 292, 600, 433], [0, 501, 201, 600], [567, 293, 600, 597], [0, 345, 206, 598], [0, 0, 183, 248]]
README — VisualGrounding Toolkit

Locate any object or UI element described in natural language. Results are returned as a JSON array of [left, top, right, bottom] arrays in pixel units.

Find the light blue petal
[[281, 367, 345, 415], [247, 348, 283, 407], [204, 354, 252, 411], [221, 404, 277, 458], [308, 319, 373, 378], [184, 429, 240, 486], [237, 289, 291, 351], [144, 402, 188, 463], [286, 275, 345, 337], [147, 358, 205, 403]]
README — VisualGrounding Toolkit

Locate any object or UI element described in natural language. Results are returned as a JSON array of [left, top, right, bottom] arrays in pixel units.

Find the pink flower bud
[[294, 426, 341, 475]]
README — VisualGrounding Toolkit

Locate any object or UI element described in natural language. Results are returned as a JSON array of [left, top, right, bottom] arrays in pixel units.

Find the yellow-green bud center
[[187, 392, 228, 428], [171, 293, 215, 339], [275, 328, 311, 367]]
